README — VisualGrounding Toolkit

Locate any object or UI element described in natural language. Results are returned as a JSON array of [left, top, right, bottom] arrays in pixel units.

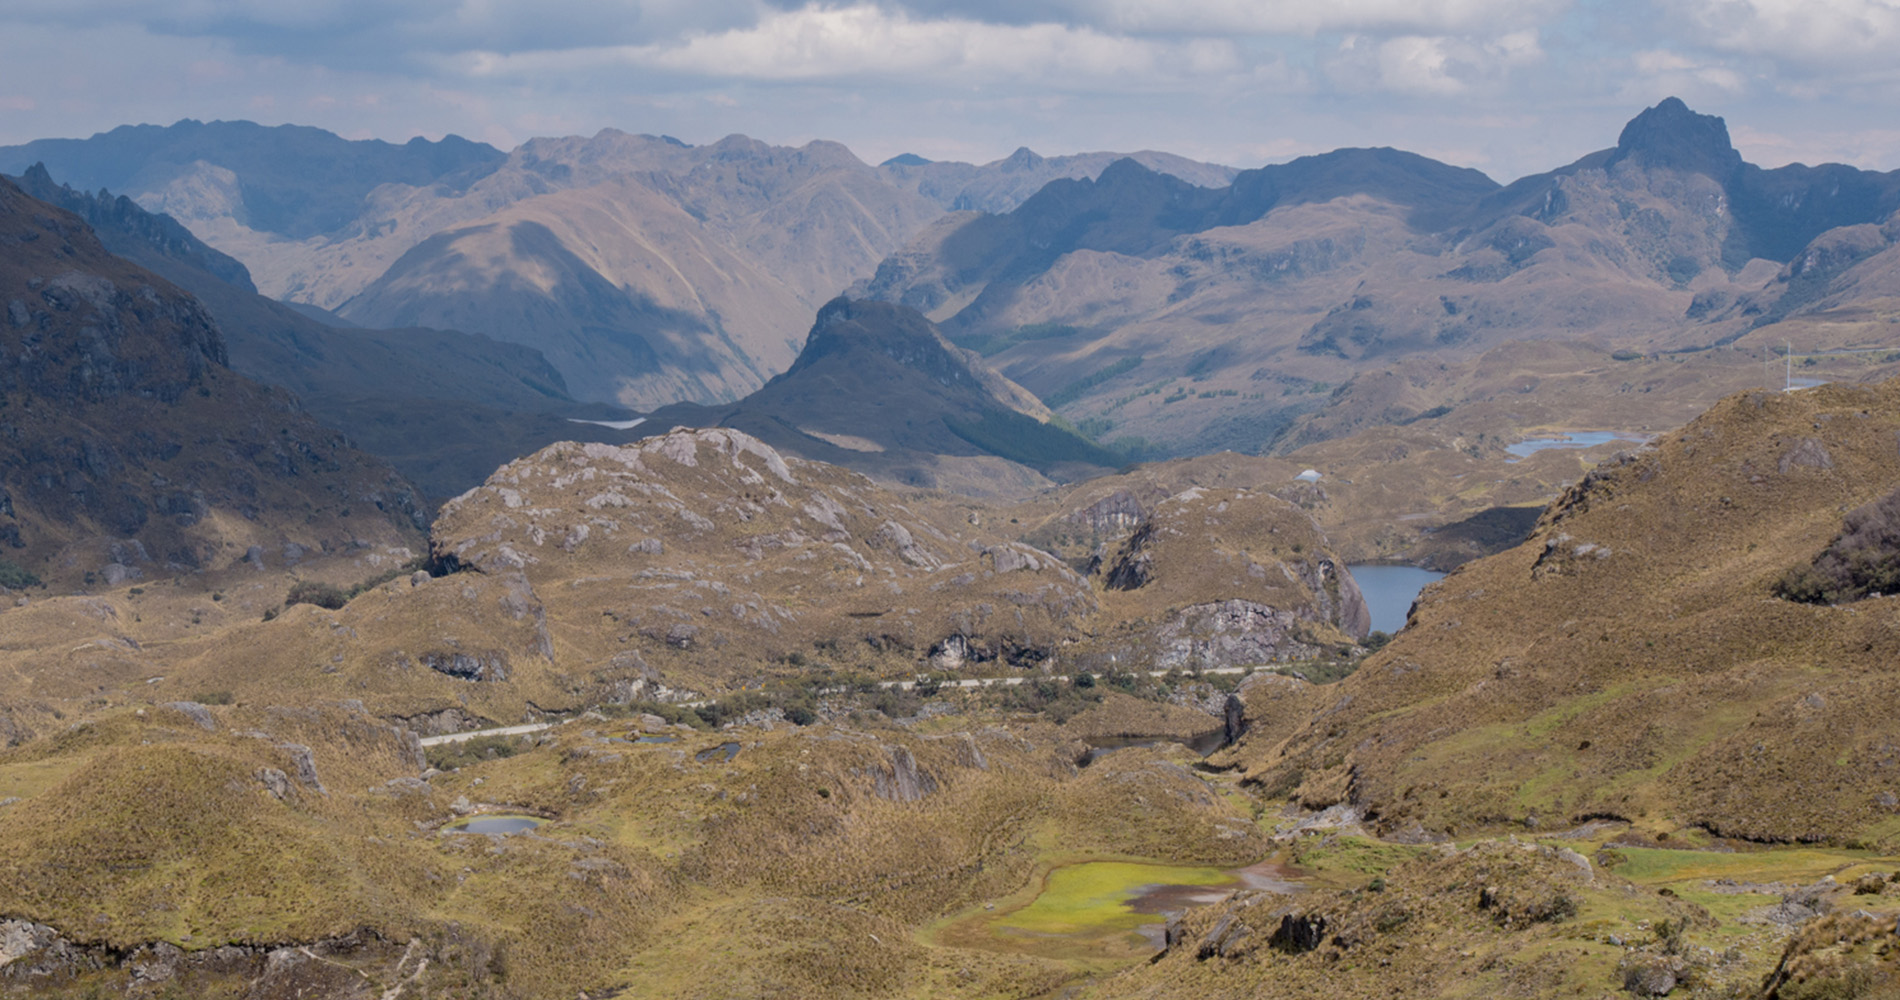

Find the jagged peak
[[1610, 96, 1741, 178], [1000, 146, 1044, 170]]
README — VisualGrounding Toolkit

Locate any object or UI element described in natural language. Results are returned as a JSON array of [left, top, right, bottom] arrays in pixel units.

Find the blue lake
[[1348, 565, 1446, 635], [1505, 431, 1643, 460]]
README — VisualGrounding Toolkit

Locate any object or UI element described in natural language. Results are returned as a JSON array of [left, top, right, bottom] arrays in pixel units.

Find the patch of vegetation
[[1777, 486, 1900, 604], [991, 677, 1104, 724], [283, 557, 429, 612], [284, 580, 350, 610], [192, 691, 235, 706], [944, 410, 1120, 471], [0, 558, 41, 590], [1044, 356, 1144, 408], [424, 732, 532, 770]]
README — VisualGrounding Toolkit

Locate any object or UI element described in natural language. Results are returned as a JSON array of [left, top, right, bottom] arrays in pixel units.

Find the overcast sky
[[2, 0, 1897, 182]]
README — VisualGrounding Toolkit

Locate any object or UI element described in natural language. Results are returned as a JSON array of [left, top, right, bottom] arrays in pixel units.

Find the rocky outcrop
[[0, 176, 426, 587]]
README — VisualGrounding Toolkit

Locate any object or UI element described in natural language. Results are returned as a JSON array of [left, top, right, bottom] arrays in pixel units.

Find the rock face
[[428, 426, 1099, 695], [8, 162, 602, 507], [643, 297, 1115, 495], [1079, 487, 1368, 672], [0, 176, 426, 588]]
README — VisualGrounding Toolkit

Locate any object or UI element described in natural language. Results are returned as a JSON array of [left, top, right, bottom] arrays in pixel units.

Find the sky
[[2, 0, 1898, 183]]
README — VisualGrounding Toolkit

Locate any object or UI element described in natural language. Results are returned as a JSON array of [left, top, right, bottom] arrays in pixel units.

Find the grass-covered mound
[[1230, 381, 1900, 848]]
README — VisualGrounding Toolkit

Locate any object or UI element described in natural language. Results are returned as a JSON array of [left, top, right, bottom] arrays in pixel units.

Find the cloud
[[458, 4, 1246, 88], [1328, 29, 1543, 95], [1081, 0, 1569, 36], [1623, 49, 1745, 101], [1673, 0, 1900, 66]]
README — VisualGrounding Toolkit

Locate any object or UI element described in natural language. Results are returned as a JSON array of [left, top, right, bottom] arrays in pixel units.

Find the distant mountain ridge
[[0, 119, 504, 239], [0, 123, 1238, 411], [4, 164, 649, 507], [858, 98, 1900, 458]]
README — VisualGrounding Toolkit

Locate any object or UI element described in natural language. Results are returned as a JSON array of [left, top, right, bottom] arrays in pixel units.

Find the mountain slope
[[0, 177, 425, 588], [644, 297, 1118, 494], [5, 164, 643, 506], [858, 99, 1900, 459], [1224, 379, 1900, 847]]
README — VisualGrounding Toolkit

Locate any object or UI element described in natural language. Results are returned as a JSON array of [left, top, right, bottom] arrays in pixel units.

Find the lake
[[1348, 564, 1446, 634], [1505, 431, 1643, 460]]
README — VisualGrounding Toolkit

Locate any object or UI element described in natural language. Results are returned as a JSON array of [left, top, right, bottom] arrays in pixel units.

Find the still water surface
[[1348, 564, 1446, 634]]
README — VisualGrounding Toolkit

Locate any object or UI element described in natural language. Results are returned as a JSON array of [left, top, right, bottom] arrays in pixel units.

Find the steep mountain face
[[5, 164, 638, 506], [1225, 380, 1900, 846], [329, 134, 951, 405], [0, 177, 425, 588], [644, 297, 1116, 495], [859, 99, 1900, 459]]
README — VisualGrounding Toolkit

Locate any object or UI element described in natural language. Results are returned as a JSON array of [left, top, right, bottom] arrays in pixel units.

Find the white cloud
[[1328, 29, 1543, 95], [1673, 0, 1900, 65], [1080, 0, 1568, 36], [1625, 49, 1746, 100], [459, 4, 1245, 87]]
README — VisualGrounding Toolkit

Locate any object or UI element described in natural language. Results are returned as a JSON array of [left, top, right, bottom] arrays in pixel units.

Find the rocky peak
[[1609, 96, 1742, 179], [1001, 147, 1045, 172], [789, 297, 978, 389]]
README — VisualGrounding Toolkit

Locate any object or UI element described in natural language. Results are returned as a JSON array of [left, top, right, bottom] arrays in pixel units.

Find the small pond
[[695, 742, 741, 763], [1081, 729, 1226, 766], [445, 815, 545, 836], [1505, 431, 1643, 460], [1347, 564, 1446, 634], [632, 733, 678, 744], [955, 858, 1305, 961]]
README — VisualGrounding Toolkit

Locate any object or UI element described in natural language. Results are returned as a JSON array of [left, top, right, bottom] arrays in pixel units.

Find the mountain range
[[0, 124, 1238, 409], [859, 98, 1900, 456]]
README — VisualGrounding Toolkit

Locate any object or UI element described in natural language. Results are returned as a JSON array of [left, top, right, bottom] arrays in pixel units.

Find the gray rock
[[128, 942, 182, 983], [1622, 955, 1686, 996], [256, 768, 291, 800], [420, 650, 509, 682], [1196, 915, 1238, 960], [871, 745, 937, 802], [0, 920, 59, 967], [1779, 437, 1834, 473], [276, 744, 325, 794], [1268, 911, 1327, 953], [162, 701, 217, 731]]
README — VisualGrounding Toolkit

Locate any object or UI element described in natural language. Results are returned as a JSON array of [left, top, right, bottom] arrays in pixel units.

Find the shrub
[[1776, 486, 1900, 604], [284, 580, 349, 610], [0, 559, 40, 590]]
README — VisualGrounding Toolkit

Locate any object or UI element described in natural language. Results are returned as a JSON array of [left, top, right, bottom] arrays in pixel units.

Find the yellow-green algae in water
[[994, 861, 1238, 938]]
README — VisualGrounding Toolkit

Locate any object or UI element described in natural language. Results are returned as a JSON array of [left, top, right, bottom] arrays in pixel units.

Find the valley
[[4, 96, 1900, 1000]]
